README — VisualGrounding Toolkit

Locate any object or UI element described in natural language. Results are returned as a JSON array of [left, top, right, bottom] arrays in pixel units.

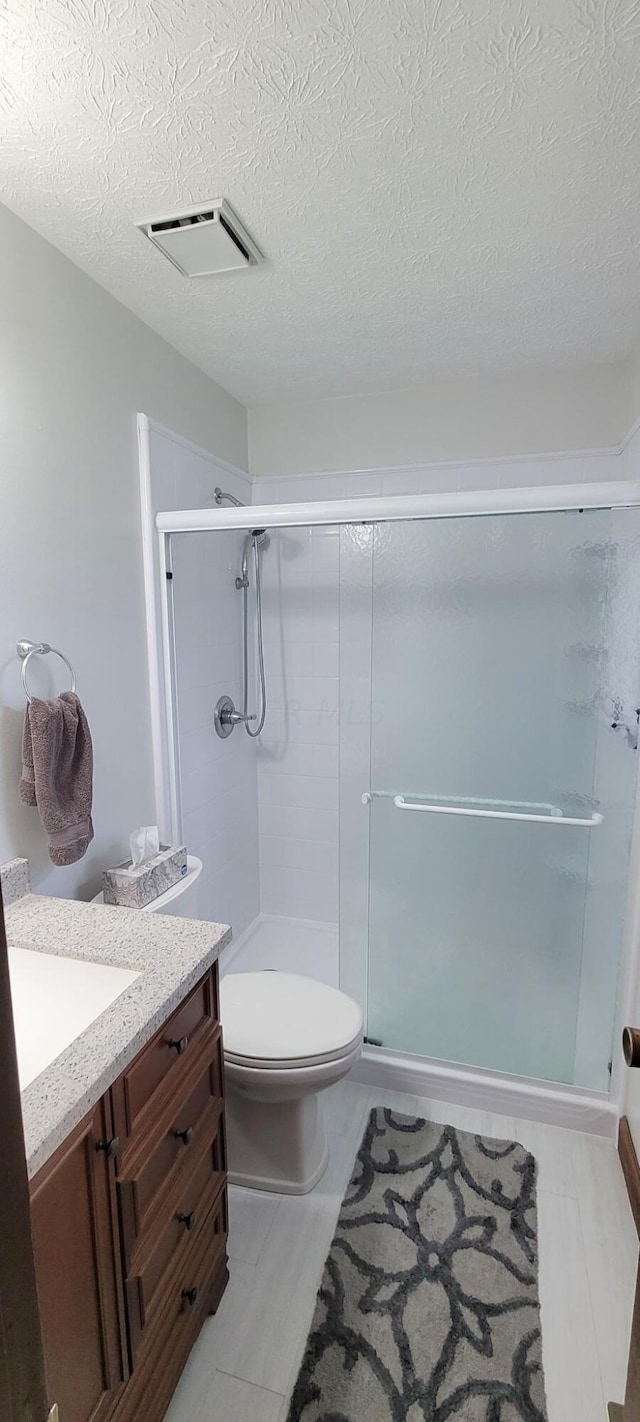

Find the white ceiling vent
[[136, 199, 262, 277]]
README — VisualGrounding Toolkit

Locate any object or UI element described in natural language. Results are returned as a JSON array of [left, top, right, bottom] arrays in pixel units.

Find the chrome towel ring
[[17, 640, 77, 704]]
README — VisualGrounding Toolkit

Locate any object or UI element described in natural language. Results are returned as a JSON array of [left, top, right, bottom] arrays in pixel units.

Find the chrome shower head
[[214, 489, 269, 550]]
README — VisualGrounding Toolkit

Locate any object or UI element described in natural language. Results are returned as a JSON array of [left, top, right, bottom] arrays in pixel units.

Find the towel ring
[[17, 640, 77, 704]]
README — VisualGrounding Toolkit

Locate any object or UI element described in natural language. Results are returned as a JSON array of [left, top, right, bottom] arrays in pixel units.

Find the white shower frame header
[[153, 475, 640, 1139], [156, 478, 640, 534]]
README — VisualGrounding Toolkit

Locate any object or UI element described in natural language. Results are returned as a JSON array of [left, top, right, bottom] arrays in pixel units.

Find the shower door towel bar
[[393, 796, 603, 826], [361, 790, 603, 827]]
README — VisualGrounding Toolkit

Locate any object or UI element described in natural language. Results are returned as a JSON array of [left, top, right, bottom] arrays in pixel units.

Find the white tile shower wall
[[338, 526, 374, 1013], [172, 527, 260, 937], [252, 447, 621, 505], [147, 426, 259, 937], [256, 526, 340, 922]]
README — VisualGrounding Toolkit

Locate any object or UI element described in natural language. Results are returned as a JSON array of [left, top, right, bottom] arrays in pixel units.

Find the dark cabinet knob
[[181, 1287, 198, 1306], [172, 1125, 194, 1146], [168, 1035, 189, 1055], [95, 1136, 120, 1161], [177, 1210, 196, 1231], [623, 1027, 640, 1067]]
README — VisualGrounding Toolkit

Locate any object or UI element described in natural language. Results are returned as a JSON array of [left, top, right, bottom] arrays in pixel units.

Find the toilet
[[94, 863, 362, 1194], [220, 971, 364, 1195]]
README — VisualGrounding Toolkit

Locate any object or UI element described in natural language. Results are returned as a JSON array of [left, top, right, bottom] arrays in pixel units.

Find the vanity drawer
[[110, 1189, 228, 1422], [117, 1032, 224, 1264], [158, 1181, 227, 1331], [112, 967, 219, 1145], [125, 1125, 226, 1361]]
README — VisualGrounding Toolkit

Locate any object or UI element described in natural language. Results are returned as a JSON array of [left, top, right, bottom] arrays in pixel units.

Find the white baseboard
[[351, 1046, 618, 1140]]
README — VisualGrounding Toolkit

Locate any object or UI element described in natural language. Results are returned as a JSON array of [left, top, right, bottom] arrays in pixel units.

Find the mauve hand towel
[[19, 692, 94, 865]]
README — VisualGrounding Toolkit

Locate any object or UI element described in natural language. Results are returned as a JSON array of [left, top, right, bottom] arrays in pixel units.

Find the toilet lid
[[220, 972, 363, 1065]]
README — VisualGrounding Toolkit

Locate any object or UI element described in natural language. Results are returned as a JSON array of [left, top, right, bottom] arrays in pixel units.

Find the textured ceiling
[[1, 0, 640, 404]]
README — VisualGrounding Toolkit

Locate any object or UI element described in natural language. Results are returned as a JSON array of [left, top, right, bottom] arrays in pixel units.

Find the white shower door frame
[[154, 479, 640, 1139]]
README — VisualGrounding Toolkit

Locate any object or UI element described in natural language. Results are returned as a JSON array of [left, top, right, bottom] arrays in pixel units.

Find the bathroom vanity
[[2, 859, 231, 1422]]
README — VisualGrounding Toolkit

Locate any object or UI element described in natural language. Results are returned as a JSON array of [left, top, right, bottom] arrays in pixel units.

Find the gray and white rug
[[287, 1108, 548, 1421]]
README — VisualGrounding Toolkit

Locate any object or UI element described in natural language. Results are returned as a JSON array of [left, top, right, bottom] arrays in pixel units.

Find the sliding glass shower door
[[343, 507, 640, 1091]]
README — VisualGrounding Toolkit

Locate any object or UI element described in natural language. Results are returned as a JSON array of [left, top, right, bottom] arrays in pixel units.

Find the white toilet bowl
[[221, 971, 364, 1194]]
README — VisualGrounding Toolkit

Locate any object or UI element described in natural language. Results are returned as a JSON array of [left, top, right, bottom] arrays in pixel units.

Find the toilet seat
[[221, 971, 364, 1071], [224, 1038, 362, 1070]]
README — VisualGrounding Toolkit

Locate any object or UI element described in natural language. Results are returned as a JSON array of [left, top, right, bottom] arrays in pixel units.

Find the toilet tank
[[92, 855, 203, 918]]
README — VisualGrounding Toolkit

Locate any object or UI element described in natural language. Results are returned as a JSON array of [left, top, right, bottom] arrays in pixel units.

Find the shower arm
[[214, 487, 244, 508]]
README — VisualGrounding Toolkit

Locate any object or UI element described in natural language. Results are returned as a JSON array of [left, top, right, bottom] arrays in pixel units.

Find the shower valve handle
[[214, 695, 257, 738]]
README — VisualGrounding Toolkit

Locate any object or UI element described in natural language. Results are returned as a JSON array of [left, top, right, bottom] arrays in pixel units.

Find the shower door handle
[[391, 795, 603, 827], [623, 1028, 640, 1068]]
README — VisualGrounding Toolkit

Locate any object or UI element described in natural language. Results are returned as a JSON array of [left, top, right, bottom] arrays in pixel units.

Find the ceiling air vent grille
[[136, 199, 262, 277]]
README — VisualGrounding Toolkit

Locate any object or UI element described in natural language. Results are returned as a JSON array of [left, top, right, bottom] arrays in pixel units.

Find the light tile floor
[[164, 1082, 638, 1422]]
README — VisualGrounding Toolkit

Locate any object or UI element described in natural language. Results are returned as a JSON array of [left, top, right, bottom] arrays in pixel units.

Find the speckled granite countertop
[[2, 859, 231, 1179]]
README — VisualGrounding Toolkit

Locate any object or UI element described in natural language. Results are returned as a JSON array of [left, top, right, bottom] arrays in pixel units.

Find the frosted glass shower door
[[364, 509, 640, 1090]]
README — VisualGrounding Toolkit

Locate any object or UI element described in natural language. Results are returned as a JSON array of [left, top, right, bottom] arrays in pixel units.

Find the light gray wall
[[248, 364, 630, 477], [0, 201, 247, 900]]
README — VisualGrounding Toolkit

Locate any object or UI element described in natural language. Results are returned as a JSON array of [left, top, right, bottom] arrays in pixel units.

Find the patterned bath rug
[[287, 1108, 547, 1421]]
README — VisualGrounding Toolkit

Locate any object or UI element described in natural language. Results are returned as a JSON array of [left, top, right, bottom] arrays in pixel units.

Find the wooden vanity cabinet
[[29, 1094, 128, 1422], [29, 963, 228, 1422]]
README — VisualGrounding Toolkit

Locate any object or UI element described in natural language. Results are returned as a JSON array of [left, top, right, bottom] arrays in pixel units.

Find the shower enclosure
[[154, 478, 640, 1124], [339, 507, 640, 1095]]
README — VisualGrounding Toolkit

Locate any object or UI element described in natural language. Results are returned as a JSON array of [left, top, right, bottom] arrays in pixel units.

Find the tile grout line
[[214, 1366, 286, 1403], [252, 1195, 284, 1268]]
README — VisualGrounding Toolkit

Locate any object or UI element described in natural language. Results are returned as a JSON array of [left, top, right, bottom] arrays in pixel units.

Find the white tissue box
[[102, 844, 188, 909]]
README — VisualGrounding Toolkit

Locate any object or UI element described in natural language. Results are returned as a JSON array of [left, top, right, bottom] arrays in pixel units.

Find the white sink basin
[[8, 944, 140, 1090]]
